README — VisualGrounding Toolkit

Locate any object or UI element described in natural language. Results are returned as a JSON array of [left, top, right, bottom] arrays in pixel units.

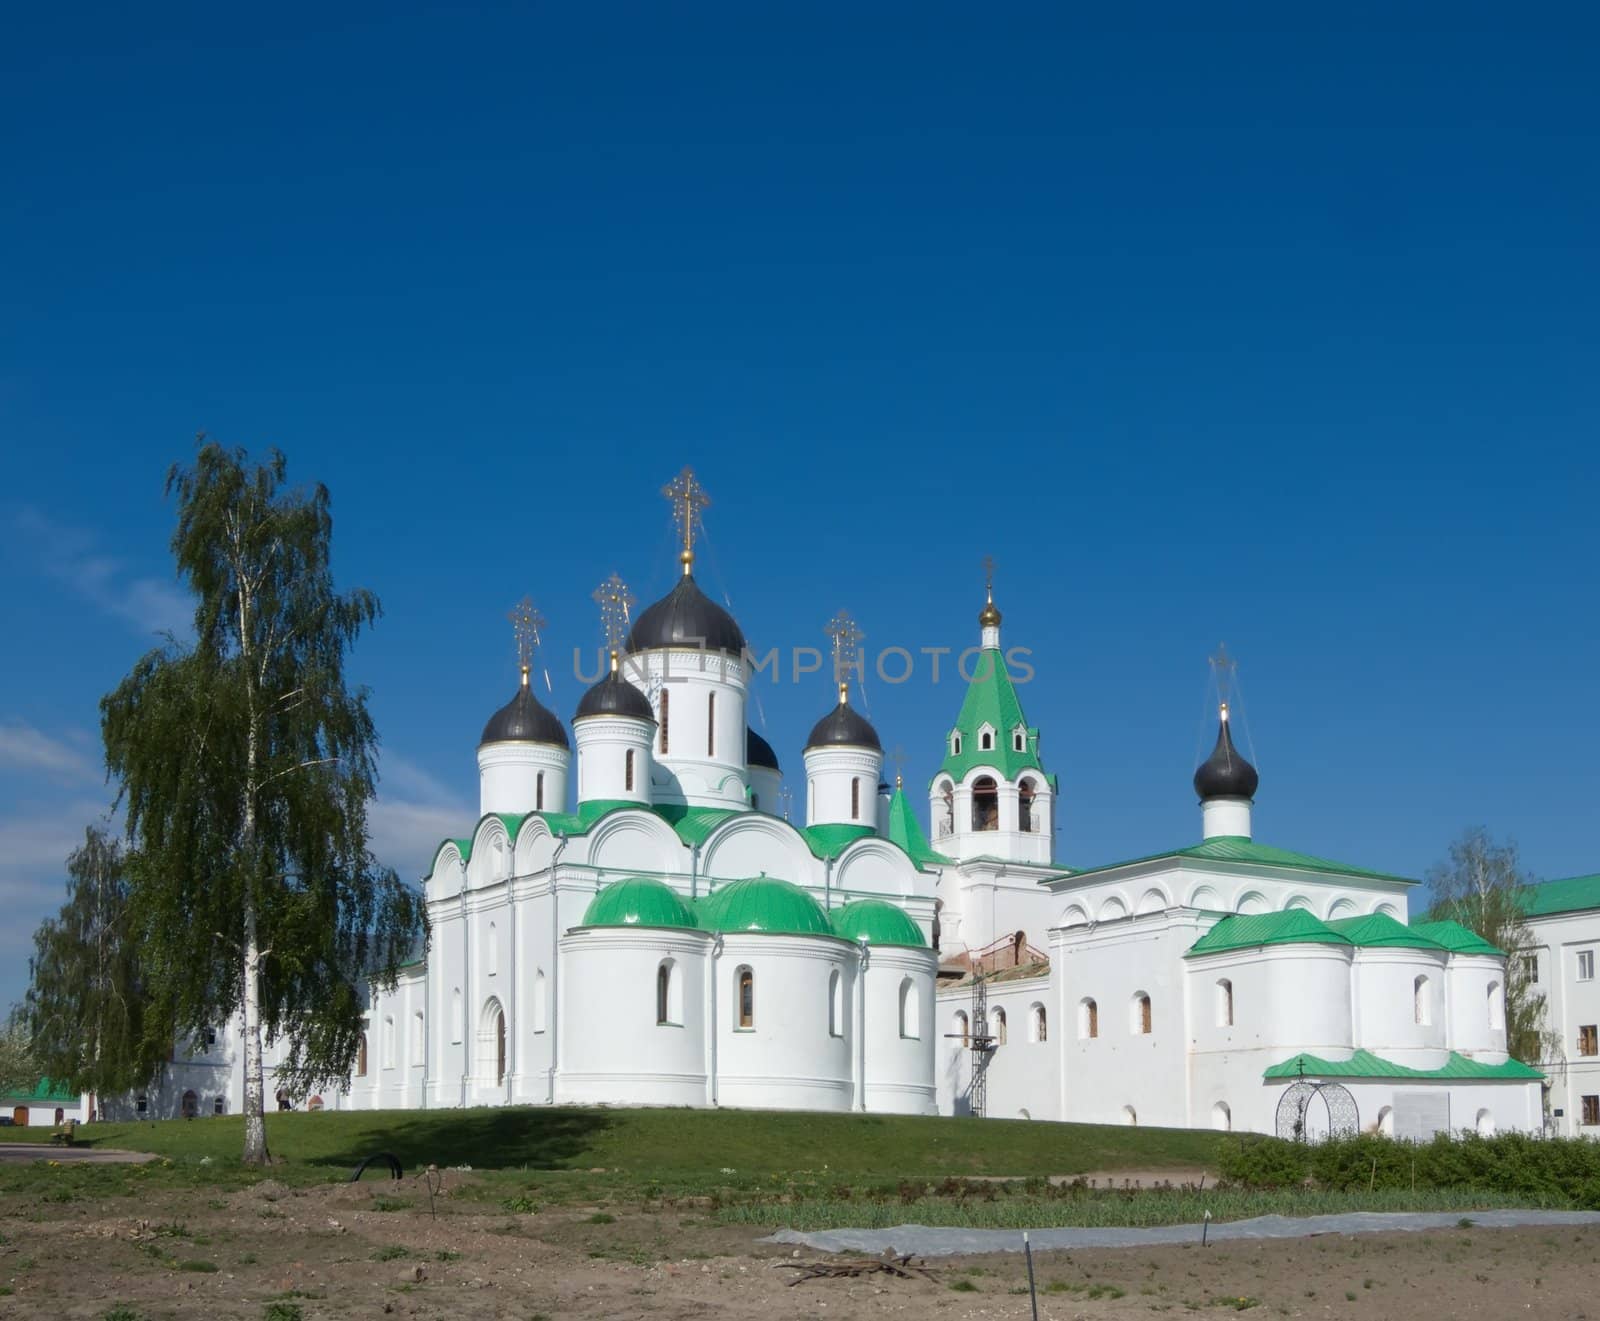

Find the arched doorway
[[1275, 1081, 1359, 1141], [12, 1106, 27, 1126], [480, 998, 507, 1086], [181, 1090, 198, 1119]]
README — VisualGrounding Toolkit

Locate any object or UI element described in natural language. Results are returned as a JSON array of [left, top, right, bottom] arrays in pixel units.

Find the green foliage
[[101, 1308, 144, 1321], [0, 1007, 37, 1098], [262, 1304, 304, 1321], [1424, 828, 1561, 1069], [99, 441, 427, 1158], [1219, 1131, 1600, 1207]]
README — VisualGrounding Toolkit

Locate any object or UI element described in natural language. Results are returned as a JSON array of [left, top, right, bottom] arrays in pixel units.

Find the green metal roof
[[696, 875, 835, 938], [1063, 835, 1416, 887], [937, 647, 1053, 784], [1264, 1049, 1542, 1082], [1325, 912, 1448, 951], [1521, 874, 1600, 919], [886, 786, 951, 868], [802, 822, 879, 859], [1186, 908, 1353, 957], [830, 899, 926, 948], [1406, 920, 1505, 957], [1, 1078, 78, 1104], [582, 877, 700, 930]]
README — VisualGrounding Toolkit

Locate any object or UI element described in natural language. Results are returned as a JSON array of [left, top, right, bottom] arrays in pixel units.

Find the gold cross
[[1209, 643, 1237, 709], [508, 597, 545, 680], [662, 467, 711, 572], [592, 573, 636, 656], [890, 744, 907, 791], [824, 609, 863, 695], [981, 554, 996, 598]]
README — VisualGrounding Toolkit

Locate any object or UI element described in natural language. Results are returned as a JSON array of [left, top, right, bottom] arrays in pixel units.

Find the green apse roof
[[887, 786, 951, 868], [1325, 912, 1449, 950], [803, 822, 878, 859], [830, 899, 927, 948], [1063, 835, 1416, 887], [1186, 908, 1353, 957], [582, 877, 699, 930], [1521, 874, 1600, 919], [938, 647, 1052, 784], [1264, 1049, 1542, 1082], [696, 875, 834, 938], [1406, 920, 1505, 956]]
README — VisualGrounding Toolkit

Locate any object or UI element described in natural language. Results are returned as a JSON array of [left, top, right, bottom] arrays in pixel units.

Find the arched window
[[411, 1011, 424, 1064], [851, 777, 860, 821], [356, 1033, 368, 1077], [1078, 997, 1098, 1039], [657, 961, 673, 1025], [480, 998, 507, 1085], [1013, 727, 1026, 752], [992, 1007, 1007, 1045], [737, 966, 754, 1029], [1133, 992, 1152, 1035], [451, 988, 463, 1043], [533, 968, 548, 1033], [213, 1096, 225, 1116], [1030, 1003, 1047, 1043], [936, 780, 955, 839], [898, 977, 919, 1039], [828, 969, 843, 1038], [536, 771, 544, 812], [953, 1010, 970, 1047], [971, 776, 999, 832], [181, 1090, 198, 1119], [980, 729, 993, 750], [1216, 978, 1234, 1028], [487, 922, 498, 977], [1376, 1105, 1395, 1136], [383, 1015, 396, 1067], [1414, 975, 1432, 1026], [1018, 779, 1036, 832], [1476, 1108, 1495, 1136], [1488, 980, 1504, 1030], [951, 732, 962, 756], [1123, 1105, 1138, 1126], [707, 691, 716, 755], [625, 748, 635, 792], [659, 688, 670, 754], [1212, 1101, 1231, 1131]]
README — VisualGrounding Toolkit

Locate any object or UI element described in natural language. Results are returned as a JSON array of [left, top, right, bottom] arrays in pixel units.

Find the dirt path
[[0, 1143, 155, 1165], [2, 1176, 1595, 1318]]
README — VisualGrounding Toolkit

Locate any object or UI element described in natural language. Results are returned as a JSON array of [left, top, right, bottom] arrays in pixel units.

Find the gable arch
[[1187, 884, 1222, 911], [1097, 894, 1128, 922], [1235, 889, 1269, 915], [834, 837, 923, 898], [1283, 893, 1315, 912], [958, 764, 1006, 789], [426, 842, 466, 901], [700, 815, 815, 885], [1373, 901, 1401, 919], [467, 815, 513, 888], [585, 809, 684, 876], [1326, 896, 1357, 920], [1060, 903, 1090, 928], [1136, 886, 1170, 916], [512, 814, 558, 876]]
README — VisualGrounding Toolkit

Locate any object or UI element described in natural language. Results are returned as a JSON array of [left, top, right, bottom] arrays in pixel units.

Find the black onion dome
[[626, 573, 746, 654], [805, 699, 882, 752], [747, 727, 781, 771], [574, 670, 654, 722], [1193, 715, 1259, 801], [480, 680, 570, 749]]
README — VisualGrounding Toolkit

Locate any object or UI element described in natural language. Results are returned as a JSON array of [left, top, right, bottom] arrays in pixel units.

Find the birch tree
[[102, 441, 425, 1164]]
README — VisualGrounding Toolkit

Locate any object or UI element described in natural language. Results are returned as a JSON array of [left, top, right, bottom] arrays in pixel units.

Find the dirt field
[[4, 1172, 1597, 1319]]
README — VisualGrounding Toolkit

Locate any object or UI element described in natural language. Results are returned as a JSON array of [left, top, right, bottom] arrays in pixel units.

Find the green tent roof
[[1186, 908, 1352, 957], [937, 647, 1053, 784], [886, 786, 951, 868], [830, 899, 926, 948], [582, 877, 699, 930], [696, 875, 835, 938], [1265, 1049, 1542, 1082], [1521, 874, 1600, 919], [1325, 912, 1449, 951], [1062, 835, 1416, 887], [1406, 920, 1505, 957]]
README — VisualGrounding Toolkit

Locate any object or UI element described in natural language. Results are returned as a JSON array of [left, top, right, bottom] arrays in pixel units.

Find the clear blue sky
[[2, 6, 1597, 1011]]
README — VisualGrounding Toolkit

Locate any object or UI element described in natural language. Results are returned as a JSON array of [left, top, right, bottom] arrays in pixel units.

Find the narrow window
[[738, 967, 754, 1028], [828, 969, 843, 1038], [1031, 1004, 1048, 1043], [494, 1009, 506, 1084], [992, 1007, 1007, 1044], [1583, 1095, 1600, 1126], [533, 969, 548, 1032], [412, 1011, 424, 1064], [1414, 975, 1431, 1026], [659, 687, 670, 754], [750, 792, 759, 812], [213, 1096, 225, 1116], [356, 1034, 368, 1077], [1133, 993, 1152, 1035], [951, 733, 962, 755], [1580, 1025, 1598, 1057], [898, 977, 918, 1039], [451, 989, 463, 1043], [850, 777, 860, 820], [1217, 978, 1234, 1028], [1521, 953, 1539, 983], [536, 771, 544, 811], [657, 963, 671, 1025], [625, 748, 635, 792], [1487, 981, 1503, 1030], [707, 691, 716, 755], [1079, 997, 1099, 1039], [136, 1095, 148, 1116], [980, 730, 993, 750], [1014, 730, 1024, 752], [971, 776, 998, 831], [1580, 950, 1595, 982], [1018, 780, 1035, 832], [954, 1010, 969, 1047], [487, 922, 498, 977]]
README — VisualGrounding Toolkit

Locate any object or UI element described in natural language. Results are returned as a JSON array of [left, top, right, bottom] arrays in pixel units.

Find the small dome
[[979, 596, 1002, 629], [1193, 711, 1259, 801], [582, 877, 698, 930], [696, 875, 833, 937], [626, 573, 746, 654], [480, 678, 570, 749], [805, 695, 882, 752], [831, 899, 926, 948], [746, 727, 780, 771], [574, 669, 654, 723]]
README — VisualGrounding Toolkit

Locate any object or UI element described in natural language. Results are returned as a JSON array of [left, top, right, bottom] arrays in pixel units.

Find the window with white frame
[[1579, 950, 1595, 982]]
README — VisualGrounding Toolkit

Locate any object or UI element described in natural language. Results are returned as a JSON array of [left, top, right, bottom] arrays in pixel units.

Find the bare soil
[[4, 1173, 1597, 1319]]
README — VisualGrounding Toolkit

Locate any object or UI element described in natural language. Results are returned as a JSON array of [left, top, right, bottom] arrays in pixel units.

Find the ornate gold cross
[[662, 467, 711, 572], [592, 573, 636, 662], [508, 596, 545, 682]]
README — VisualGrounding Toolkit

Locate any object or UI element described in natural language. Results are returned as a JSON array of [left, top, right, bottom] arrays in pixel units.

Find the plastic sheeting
[[764, 1208, 1600, 1256]]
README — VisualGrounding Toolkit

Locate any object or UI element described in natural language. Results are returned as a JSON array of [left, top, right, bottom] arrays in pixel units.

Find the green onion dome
[[696, 875, 833, 937], [830, 899, 926, 947], [582, 877, 698, 930]]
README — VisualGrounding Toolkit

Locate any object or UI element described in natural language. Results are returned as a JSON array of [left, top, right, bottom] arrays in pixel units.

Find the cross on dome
[[662, 466, 711, 574], [825, 609, 864, 700], [507, 596, 545, 685], [592, 572, 636, 667]]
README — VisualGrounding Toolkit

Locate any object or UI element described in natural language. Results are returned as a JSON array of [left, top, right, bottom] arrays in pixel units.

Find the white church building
[[119, 471, 1548, 1139]]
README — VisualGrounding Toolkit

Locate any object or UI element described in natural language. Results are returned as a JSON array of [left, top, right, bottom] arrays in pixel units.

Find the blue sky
[[2, 6, 1597, 1011]]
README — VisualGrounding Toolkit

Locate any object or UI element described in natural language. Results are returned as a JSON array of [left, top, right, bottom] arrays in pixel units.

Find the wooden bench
[[49, 1119, 78, 1147]]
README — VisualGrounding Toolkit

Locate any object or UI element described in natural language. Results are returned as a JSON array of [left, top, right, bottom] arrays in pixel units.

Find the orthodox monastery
[[101, 470, 1582, 1142]]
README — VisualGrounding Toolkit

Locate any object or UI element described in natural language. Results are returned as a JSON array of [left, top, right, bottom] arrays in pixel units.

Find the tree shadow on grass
[[301, 1106, 616, 1173]]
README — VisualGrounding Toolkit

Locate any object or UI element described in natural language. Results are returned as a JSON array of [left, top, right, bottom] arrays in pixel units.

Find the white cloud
[[368, 750, 473, 881], [9, 507, 192, 640], [0, 722, 101, 785]]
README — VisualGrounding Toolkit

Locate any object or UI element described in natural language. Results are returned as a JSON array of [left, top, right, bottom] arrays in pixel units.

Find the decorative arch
[[1212, 1101, 1231, 1131], [1235, 890, 1269, 915], [1136, 886, 1169, 916], [1326, 896, 1358, 920], [1097, 895, 1128, 922], [1123, 1105, 1138, 1126], [1276, 1081, 1359, 1141], [585, 809, 684, 875], [952, 1009, 970, 1047], [479, 997, 507, 1086], [1284, 894, 1315, 912], [1414, 974, 1433, 1026], [1060, 904, 1090, 928], [833, 837, 922, 898], [1018, 776, 1041, 832], [699, 814, 815, 885], [512, 814, 558, 877], [466, 815, 514, 889], [1187, 884, 1222, 911], [1476, 1107, 1495, 1136], [1078, 997, 1098, 1039], [657, 959, 682, 1026], [970, 775, 999, 832], [932, 777, 955, 840], [425, 842, 467, 902], [1376, 1105, 1394, 1136], [898, 977, 919, 1039], [1029, 1002, 1047, 1043], [1374, 902, 1402, 919], [1130, 990, 1152, 1035]]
